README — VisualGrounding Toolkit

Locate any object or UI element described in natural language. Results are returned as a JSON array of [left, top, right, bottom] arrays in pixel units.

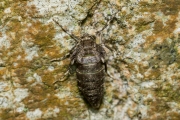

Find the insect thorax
[[76, 39, 101, 64]]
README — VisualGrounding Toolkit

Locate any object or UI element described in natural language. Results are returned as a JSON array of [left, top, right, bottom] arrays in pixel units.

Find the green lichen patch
[[150, 38, 177, 65], [156, 82, 180, 103], [143, 82, 180, 120], [139, 37, 179, 81], [135, 16, 155, 33]]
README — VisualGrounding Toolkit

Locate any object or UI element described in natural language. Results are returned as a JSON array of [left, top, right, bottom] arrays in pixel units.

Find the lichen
[[1, 0, 180, 120]]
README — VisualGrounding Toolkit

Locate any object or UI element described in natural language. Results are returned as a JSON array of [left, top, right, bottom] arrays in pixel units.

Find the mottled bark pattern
[[70, 34, 106, 109]]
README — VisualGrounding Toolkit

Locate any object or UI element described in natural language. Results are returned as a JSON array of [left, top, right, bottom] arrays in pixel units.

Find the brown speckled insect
[[52, 13, 117, 109], [71, 35, 106, 109]]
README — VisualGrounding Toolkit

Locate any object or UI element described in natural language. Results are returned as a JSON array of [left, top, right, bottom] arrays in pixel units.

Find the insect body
[[70, 34, 107, 109], [52, 17, 115, 109]]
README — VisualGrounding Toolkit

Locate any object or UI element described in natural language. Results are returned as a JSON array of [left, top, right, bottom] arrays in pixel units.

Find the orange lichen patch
[[43, 47, 65, 59], [0, 108, 15, 120], [12, 68, 29, 85], [0, 0, 73, 119], [0, 67, 7, 79], [26, 20, 62, 59], [7, 48, 25, 62], [143, 80, 180, 119], [159, 0, 180, 16], [152, 17, 177, 42], [145, 98, 180, 120], [10, 1, 38, 19], [41, 72, 56, 85], [34, 60, 71, 87], [3, 2, 57, 71], [171, 74, 178, 80], [139, 1, 179, 51], [127, 63, 138, 73], [0, 32, 2, 37], [139, 1, 180, 15], [28, 21, 56, 47], [153, 20, 164, 34], [144, 68, 161, 80], [30, 84, 50, 97], [6, 20, 22, 32], [22, 81, 82, 118], [166, 111, 180, 120], [23, 83, 58, 108], [13, 113, 27, 120], [144, 28, 174, 50], [5, 25, 22, 50], [139, 2, 158, 13], [165, 15, 177, 33], [25, 4, 39, 18], [151, 98, 169, 110], [23, 92, 58, 109]]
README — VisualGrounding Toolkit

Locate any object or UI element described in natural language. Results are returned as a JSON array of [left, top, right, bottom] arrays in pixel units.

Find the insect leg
[[54, 63, 76, 84], [104, 44, 116, 58], [53, 69, 70, 84], [50, 52, 71, 84], [50, 52, 70, 63], [96, 10, 119, 58]]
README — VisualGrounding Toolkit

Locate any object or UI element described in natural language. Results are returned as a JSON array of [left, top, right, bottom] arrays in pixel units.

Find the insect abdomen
[[76, 62, 105, 109]]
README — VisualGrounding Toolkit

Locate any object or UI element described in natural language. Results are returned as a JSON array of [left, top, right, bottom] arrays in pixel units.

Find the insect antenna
[[95, 9, 120, 46], [96, 10, 119, 35], [53, 19, 81, 43]]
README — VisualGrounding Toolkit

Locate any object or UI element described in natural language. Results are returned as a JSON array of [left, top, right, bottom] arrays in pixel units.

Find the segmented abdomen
[[76, 62, 105, 109]]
